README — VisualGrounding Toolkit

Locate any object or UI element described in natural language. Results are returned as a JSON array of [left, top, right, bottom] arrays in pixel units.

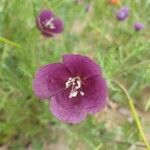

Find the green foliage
[[0, 0, 150, 149]]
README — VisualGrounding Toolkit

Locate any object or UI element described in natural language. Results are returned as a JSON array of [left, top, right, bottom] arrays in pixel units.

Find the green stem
[[113, 60, 150, 77], [43, 0, 51, 8], [95, 137, 146, 149], [0, 37, 21, 48], [94, 143, 102, 150], [112, 79, 150, 150]]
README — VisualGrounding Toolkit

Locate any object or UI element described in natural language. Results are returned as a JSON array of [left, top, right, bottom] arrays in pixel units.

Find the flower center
[[43, 18, 55, 29], [65, 77, 84, 99]]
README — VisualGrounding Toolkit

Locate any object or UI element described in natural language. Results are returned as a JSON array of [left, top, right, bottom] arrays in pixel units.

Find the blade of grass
[[43, 0, 51, 8], [112, 79, 150, 150], [145, 97, 150, 111], [95, 137, 146, 149], [94, 143, 102, 150], [0, 37, 21, 48], [112, 59, 150, 77]]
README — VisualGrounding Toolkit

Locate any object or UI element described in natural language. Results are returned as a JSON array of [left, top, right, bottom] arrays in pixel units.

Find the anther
[[44, 18, 55, 29], [80, 91, 84, 96], [65, 77, 84, 99]]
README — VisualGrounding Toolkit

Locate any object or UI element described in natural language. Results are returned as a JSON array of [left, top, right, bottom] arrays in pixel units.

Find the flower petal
[[50, 18, 64, 33], [41, 30, 54, 37], [63, 54, 101, 78], [39, 10, 54, 23], [33, 63, 71, 99], [40, 17, 64, 36], [49, 95, 86, 123], [82, 76, 107, 114]]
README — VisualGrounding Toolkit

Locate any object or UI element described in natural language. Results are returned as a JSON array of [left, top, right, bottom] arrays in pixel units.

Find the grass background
[[0, 0, 150, 149]]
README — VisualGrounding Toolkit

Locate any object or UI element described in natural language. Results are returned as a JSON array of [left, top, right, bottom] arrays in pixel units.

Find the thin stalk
[[0, 37, 21, 48], [94, 143, 102, 150], [43, 0, 51, 9], [112, 60, 150, 77], [145, 97, 150, 111], [95, 138, 146, 150], [112, 79, 150, 150]]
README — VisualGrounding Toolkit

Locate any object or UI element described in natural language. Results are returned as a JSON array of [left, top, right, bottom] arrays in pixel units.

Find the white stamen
[[44, 18, 55, 29], [80, 91, 84, 96], [65, 80, 72, 88], [65, 77, 84, 99], [75, 80, 81, 89], [69, 90, 78, 99]]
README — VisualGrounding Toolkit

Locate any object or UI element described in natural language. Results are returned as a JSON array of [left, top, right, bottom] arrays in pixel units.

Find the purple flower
[[116, 6, 129, 21], [36, 10, 64, 37], [134, 22, 144, 31], [33, 54, 107, 123]]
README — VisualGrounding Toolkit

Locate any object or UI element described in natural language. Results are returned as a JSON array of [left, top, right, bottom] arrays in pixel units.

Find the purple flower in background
[[36, 10, 64, 37], [33, 54, 107, 123], [134, 22, 144, 31], [116, 6, 129, 21]]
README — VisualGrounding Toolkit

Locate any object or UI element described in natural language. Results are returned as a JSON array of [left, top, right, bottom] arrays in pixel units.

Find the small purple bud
[[36, 10, 64, 37], [116, 6, 129, 21], [134, 22, 144, 31]]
